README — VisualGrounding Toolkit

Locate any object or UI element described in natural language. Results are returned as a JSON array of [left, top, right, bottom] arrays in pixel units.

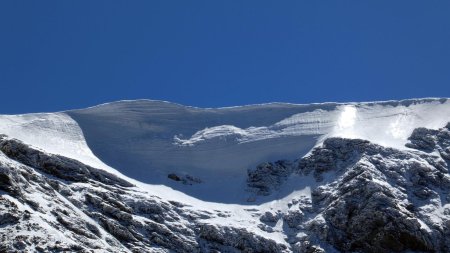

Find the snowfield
[[1, 98, 450, 252], [2, 98, 450, 202]]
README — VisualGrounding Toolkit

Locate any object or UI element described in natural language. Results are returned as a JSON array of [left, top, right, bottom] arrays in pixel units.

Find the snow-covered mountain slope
[[2, 113, 450, 252], [3, 98, 449, 203]]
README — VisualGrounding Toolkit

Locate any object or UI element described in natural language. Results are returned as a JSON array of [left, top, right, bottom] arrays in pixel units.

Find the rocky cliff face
[[0, 136, 287, 253], [295, 135, 450, 252], [2, 123, 450, 252], [247, 123, 450, 253]]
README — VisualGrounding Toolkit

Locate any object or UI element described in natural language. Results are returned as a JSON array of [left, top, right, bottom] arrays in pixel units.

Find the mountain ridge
[[68, 97, 449, 113]]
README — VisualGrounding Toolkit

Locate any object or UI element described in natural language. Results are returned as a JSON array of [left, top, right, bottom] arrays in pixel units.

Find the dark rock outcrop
[[0, 136, 133, 187], [248, 160, 293, 196], [294, 123, 450, 252], [199, 224, 288, 253]]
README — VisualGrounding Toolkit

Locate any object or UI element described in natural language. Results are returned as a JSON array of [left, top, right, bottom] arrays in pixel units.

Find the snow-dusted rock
[[294, 124, 450, 252], [248, 160, 294, 197], [0, 136, 133, 187], [260, 210, 282, 224], [282, 210, 304, 229], [198, 224, 289, 253], [0, 137, 291, 252], [4, 128, 450, 252]]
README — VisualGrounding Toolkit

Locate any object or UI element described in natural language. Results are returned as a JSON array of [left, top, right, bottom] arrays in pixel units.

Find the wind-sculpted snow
[[0, 113, 104, 168], [173, 109, 336, 146], [1, 99, 450, 202], [64, 98, 450, 202]]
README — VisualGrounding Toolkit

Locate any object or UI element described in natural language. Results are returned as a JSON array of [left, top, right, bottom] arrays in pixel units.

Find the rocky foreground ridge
[[1, 123, 450, 252]]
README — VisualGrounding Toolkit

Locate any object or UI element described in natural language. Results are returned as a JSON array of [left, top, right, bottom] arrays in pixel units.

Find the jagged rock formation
[[247, 124, 450, 253], [0, 136, 287, 252], [247, 160, 293, 198], [2, 122, 450, 252]]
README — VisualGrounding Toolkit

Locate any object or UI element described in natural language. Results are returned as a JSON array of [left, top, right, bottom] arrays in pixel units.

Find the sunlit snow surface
[[174, 99, 450, 150], [1, 98, 450, 204], [2, 98, 450, 247]]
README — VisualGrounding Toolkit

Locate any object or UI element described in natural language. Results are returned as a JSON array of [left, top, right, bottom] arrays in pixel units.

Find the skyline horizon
[[1, 1, 449, 114], [2, 96, 449, 115]]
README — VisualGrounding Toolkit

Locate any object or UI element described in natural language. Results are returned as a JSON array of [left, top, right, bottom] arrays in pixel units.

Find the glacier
[[1, 97, 450, 252], [1, 98, 450, 203]]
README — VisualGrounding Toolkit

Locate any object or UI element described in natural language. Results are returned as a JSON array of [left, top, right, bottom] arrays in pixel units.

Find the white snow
[[1, 98, 450, 204], [327, 101, 450, 148], [0, 113, 106, 170], [1, 98, 450, 249]]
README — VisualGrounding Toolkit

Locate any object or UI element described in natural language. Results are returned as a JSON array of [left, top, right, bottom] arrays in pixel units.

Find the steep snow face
[[65, 98, 450, 202], [1, 98, 450, 203], [0, 113, 104, 169], [328, 101, 450, 147]]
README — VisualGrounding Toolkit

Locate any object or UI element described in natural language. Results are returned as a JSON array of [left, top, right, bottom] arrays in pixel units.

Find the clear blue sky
[[1, 1, 449, 114]]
